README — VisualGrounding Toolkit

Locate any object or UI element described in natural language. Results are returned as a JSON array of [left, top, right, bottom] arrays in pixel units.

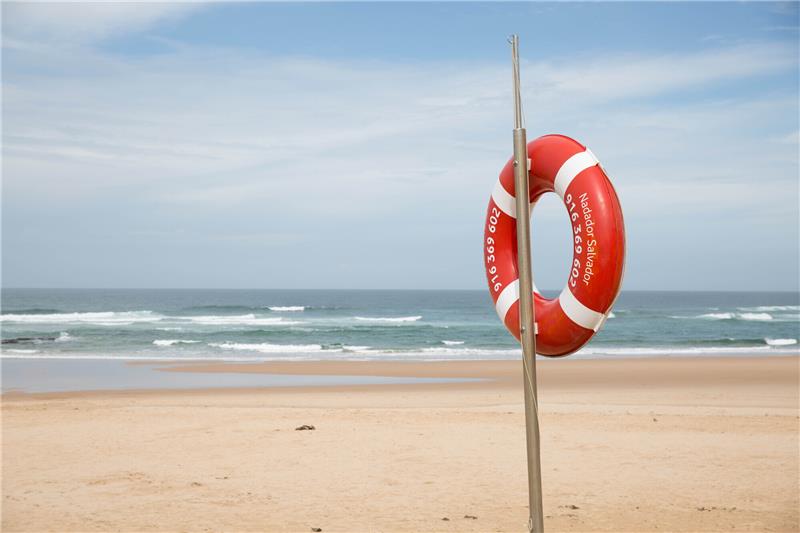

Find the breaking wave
[[765, 338, 798, 346], [0, 311, 162, 325], [0, 311, 307, 328], [354, 316, 422, 323], [209, 342, 375, 354], [186, 315, 302, 326], [688, 312, 774, 321], [153, 339, 201, 347], [210, 342, 325, 353], [740, 305, 799, 312]]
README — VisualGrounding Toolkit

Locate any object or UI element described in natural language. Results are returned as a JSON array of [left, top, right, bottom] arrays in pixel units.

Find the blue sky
[[2, 2, 799, 291]]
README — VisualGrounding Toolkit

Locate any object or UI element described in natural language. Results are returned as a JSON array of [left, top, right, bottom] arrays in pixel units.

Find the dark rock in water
[[561, 504, 579, 510], [311, 528, 322, 532], [441, 517, 450, 521], [2, 336, 56, 344], [295, 425, 316, 431], [463, 515, 478, 519]]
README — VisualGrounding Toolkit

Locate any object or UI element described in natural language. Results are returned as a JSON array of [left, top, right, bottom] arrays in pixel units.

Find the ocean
[[1, 289, 798, 362]]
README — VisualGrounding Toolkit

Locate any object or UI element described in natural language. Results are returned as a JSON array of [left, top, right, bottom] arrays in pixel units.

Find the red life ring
[[484, 134, 625, 357]]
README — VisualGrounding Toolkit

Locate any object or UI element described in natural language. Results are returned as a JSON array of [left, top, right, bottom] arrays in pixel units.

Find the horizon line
[[1, 287, 799, 294]]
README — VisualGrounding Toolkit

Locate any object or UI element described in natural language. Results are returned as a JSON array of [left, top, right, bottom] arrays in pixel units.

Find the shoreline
[[155, 353, 798, 379], [2, 355, 797, 399]]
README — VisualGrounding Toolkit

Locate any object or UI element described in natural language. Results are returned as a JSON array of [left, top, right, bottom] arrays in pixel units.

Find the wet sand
[[2, 356, 798, 532]]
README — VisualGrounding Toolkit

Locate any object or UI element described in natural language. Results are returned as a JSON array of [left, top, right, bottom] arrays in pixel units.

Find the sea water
[[1, 289, 798, 361]]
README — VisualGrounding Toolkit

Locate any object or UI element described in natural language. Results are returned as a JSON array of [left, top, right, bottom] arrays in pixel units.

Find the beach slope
[[2, 356, 798, 532]]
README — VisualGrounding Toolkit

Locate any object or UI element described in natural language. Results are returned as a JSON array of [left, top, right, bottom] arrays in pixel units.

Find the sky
[[2, 1, 799, 291]]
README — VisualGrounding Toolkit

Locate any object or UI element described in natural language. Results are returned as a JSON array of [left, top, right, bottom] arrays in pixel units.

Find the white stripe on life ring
[[495, 279, 519, 321], [491, 180, 516, 218], [553, 149, 599, 199], [558, 287, 605, 331], [490, 159, 532, 219], [494, 278, 541, 321]]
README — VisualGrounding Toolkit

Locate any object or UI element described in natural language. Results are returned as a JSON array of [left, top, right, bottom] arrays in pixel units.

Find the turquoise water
[[1, 289, 798, 361]]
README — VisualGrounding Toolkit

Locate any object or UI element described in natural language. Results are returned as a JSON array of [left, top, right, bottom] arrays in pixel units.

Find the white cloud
[[3, 2, 202, 45], [5, 42, 796, 205], [2, 29, 798, 289], [526, 43, 796, 105]]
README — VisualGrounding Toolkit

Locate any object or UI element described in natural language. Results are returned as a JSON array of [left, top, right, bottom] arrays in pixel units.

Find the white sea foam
[[574, 346, 777, 356], [418, 347, 519, 356], [691, 312, 774, 321], [739, 312, 773, 321], [354, 316, 422, 323], [268, 306, 305, 312], [692, 310, 800, 322], [371, 344, 798, 360], [740, 305, 799, 312], [441, 340, 465, 345], [0, 311, 309, 327], [765, 338, 798, 346], [696, 312, 735, 320], [330, 346, 523, 360], [0, 311, 162, 325], [55, 332, 72, 342], [153, 339, 201, 347], [210, 342, 324, 353], [187, 315, 301, 326], [607, 312, 616, 318], [4, 342, 799, 362], [341, 345, 372, 352]]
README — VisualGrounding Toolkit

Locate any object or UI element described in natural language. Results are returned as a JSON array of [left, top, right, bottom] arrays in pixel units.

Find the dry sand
[[2, 356, 798, 532]]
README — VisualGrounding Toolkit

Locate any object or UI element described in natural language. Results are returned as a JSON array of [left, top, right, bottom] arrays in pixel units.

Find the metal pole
[[509, 34, 544, 533]]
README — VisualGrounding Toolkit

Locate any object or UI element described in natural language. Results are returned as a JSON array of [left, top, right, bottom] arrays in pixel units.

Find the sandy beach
[[2, 356, 798, 532]]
